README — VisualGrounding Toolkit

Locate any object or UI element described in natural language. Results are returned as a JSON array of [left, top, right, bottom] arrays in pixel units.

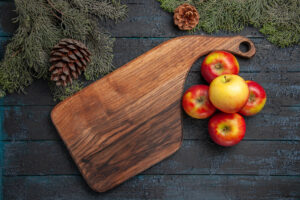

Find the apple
[[208, 112, 246, 147], [201, 51, 239, 83], [240, 80, 267, 116], [209, 74, 249, 113], [182, 85, 216, 119]]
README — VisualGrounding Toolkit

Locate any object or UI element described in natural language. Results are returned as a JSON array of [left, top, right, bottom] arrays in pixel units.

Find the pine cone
[[49, 39, 91, 87], [174, 4, 200, 31]]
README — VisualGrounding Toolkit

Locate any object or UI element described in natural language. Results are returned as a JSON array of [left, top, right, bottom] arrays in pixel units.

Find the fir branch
[[70, 0, 128, 21], [85, 23, 115, 80], [0, 0, 127, 101], [50, 79, 84, 101], [47, 0, 63, 20], [158, 0, 300, 47]]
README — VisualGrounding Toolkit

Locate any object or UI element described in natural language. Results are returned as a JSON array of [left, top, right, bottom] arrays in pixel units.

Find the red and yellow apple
[[201, 51, 239, 83], [208, 112, 246, 147], [209, 74, 249, 113], [240, 80, 267, 116], [182, 85, 216, 119]]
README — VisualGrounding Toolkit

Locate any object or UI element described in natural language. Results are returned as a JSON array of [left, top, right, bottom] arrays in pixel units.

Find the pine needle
[[0, 0, 127, 101], [158, 0, 300, 47]]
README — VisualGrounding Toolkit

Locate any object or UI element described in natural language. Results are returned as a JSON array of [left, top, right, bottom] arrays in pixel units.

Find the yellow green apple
[[209, 74, 249, 113]]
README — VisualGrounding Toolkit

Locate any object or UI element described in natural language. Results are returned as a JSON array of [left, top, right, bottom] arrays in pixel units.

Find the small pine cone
[[49, 38, 91, 87], [174, 3, 200, 31]]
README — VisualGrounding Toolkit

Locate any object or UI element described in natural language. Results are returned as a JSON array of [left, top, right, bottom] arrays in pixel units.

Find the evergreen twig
[[0, 0, 127, 100], [158, 0, 300, 47], [47, 0, 63, 20]]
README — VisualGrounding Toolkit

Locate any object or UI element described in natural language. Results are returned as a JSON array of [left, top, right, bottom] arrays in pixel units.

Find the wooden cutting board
[[51, 35, 256, 192]]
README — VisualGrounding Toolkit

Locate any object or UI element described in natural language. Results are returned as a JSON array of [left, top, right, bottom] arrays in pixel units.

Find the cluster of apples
[[182, 51, 266, 147]]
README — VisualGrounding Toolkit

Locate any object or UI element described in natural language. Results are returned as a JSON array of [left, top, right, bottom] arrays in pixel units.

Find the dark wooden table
[[1, 0, 300, 199]]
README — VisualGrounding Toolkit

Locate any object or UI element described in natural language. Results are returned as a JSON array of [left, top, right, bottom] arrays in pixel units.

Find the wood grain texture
[[0, 37, 299, 106], [1, 0, 300, 199], [51, 36, 255, 192], [3, 175, 300, 200], [2, 105, 300, 141], [3, 141, 300, 176], [113, 38, 300, 73]]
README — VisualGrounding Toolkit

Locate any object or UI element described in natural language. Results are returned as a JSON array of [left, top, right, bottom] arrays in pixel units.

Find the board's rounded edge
[[50, 102, 104, 194]]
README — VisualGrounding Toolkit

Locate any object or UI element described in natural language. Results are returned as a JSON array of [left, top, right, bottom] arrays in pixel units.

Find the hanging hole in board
[[239, 41, 251, 53]]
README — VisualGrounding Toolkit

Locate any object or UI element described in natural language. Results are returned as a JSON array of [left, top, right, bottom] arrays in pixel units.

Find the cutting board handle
[[167, 35, 256, 60], [145, 35, 257, 75], [216, 36, 256, 58]]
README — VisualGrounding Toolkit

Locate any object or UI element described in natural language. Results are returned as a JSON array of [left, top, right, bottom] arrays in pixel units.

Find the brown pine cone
[[174, 3, 200, 31], [49, 38, 91, 87]]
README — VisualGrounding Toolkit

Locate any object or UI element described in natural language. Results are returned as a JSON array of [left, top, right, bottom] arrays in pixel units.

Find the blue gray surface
[[0, 0, 300, 199]]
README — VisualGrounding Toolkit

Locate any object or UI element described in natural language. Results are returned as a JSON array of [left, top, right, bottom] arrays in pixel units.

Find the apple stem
[[196, 97, 205, 104], [222, 126, 230, 134], [215, 63, 222, 70], [223, 75, 231, 83], [249, 93, 256, 103]]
